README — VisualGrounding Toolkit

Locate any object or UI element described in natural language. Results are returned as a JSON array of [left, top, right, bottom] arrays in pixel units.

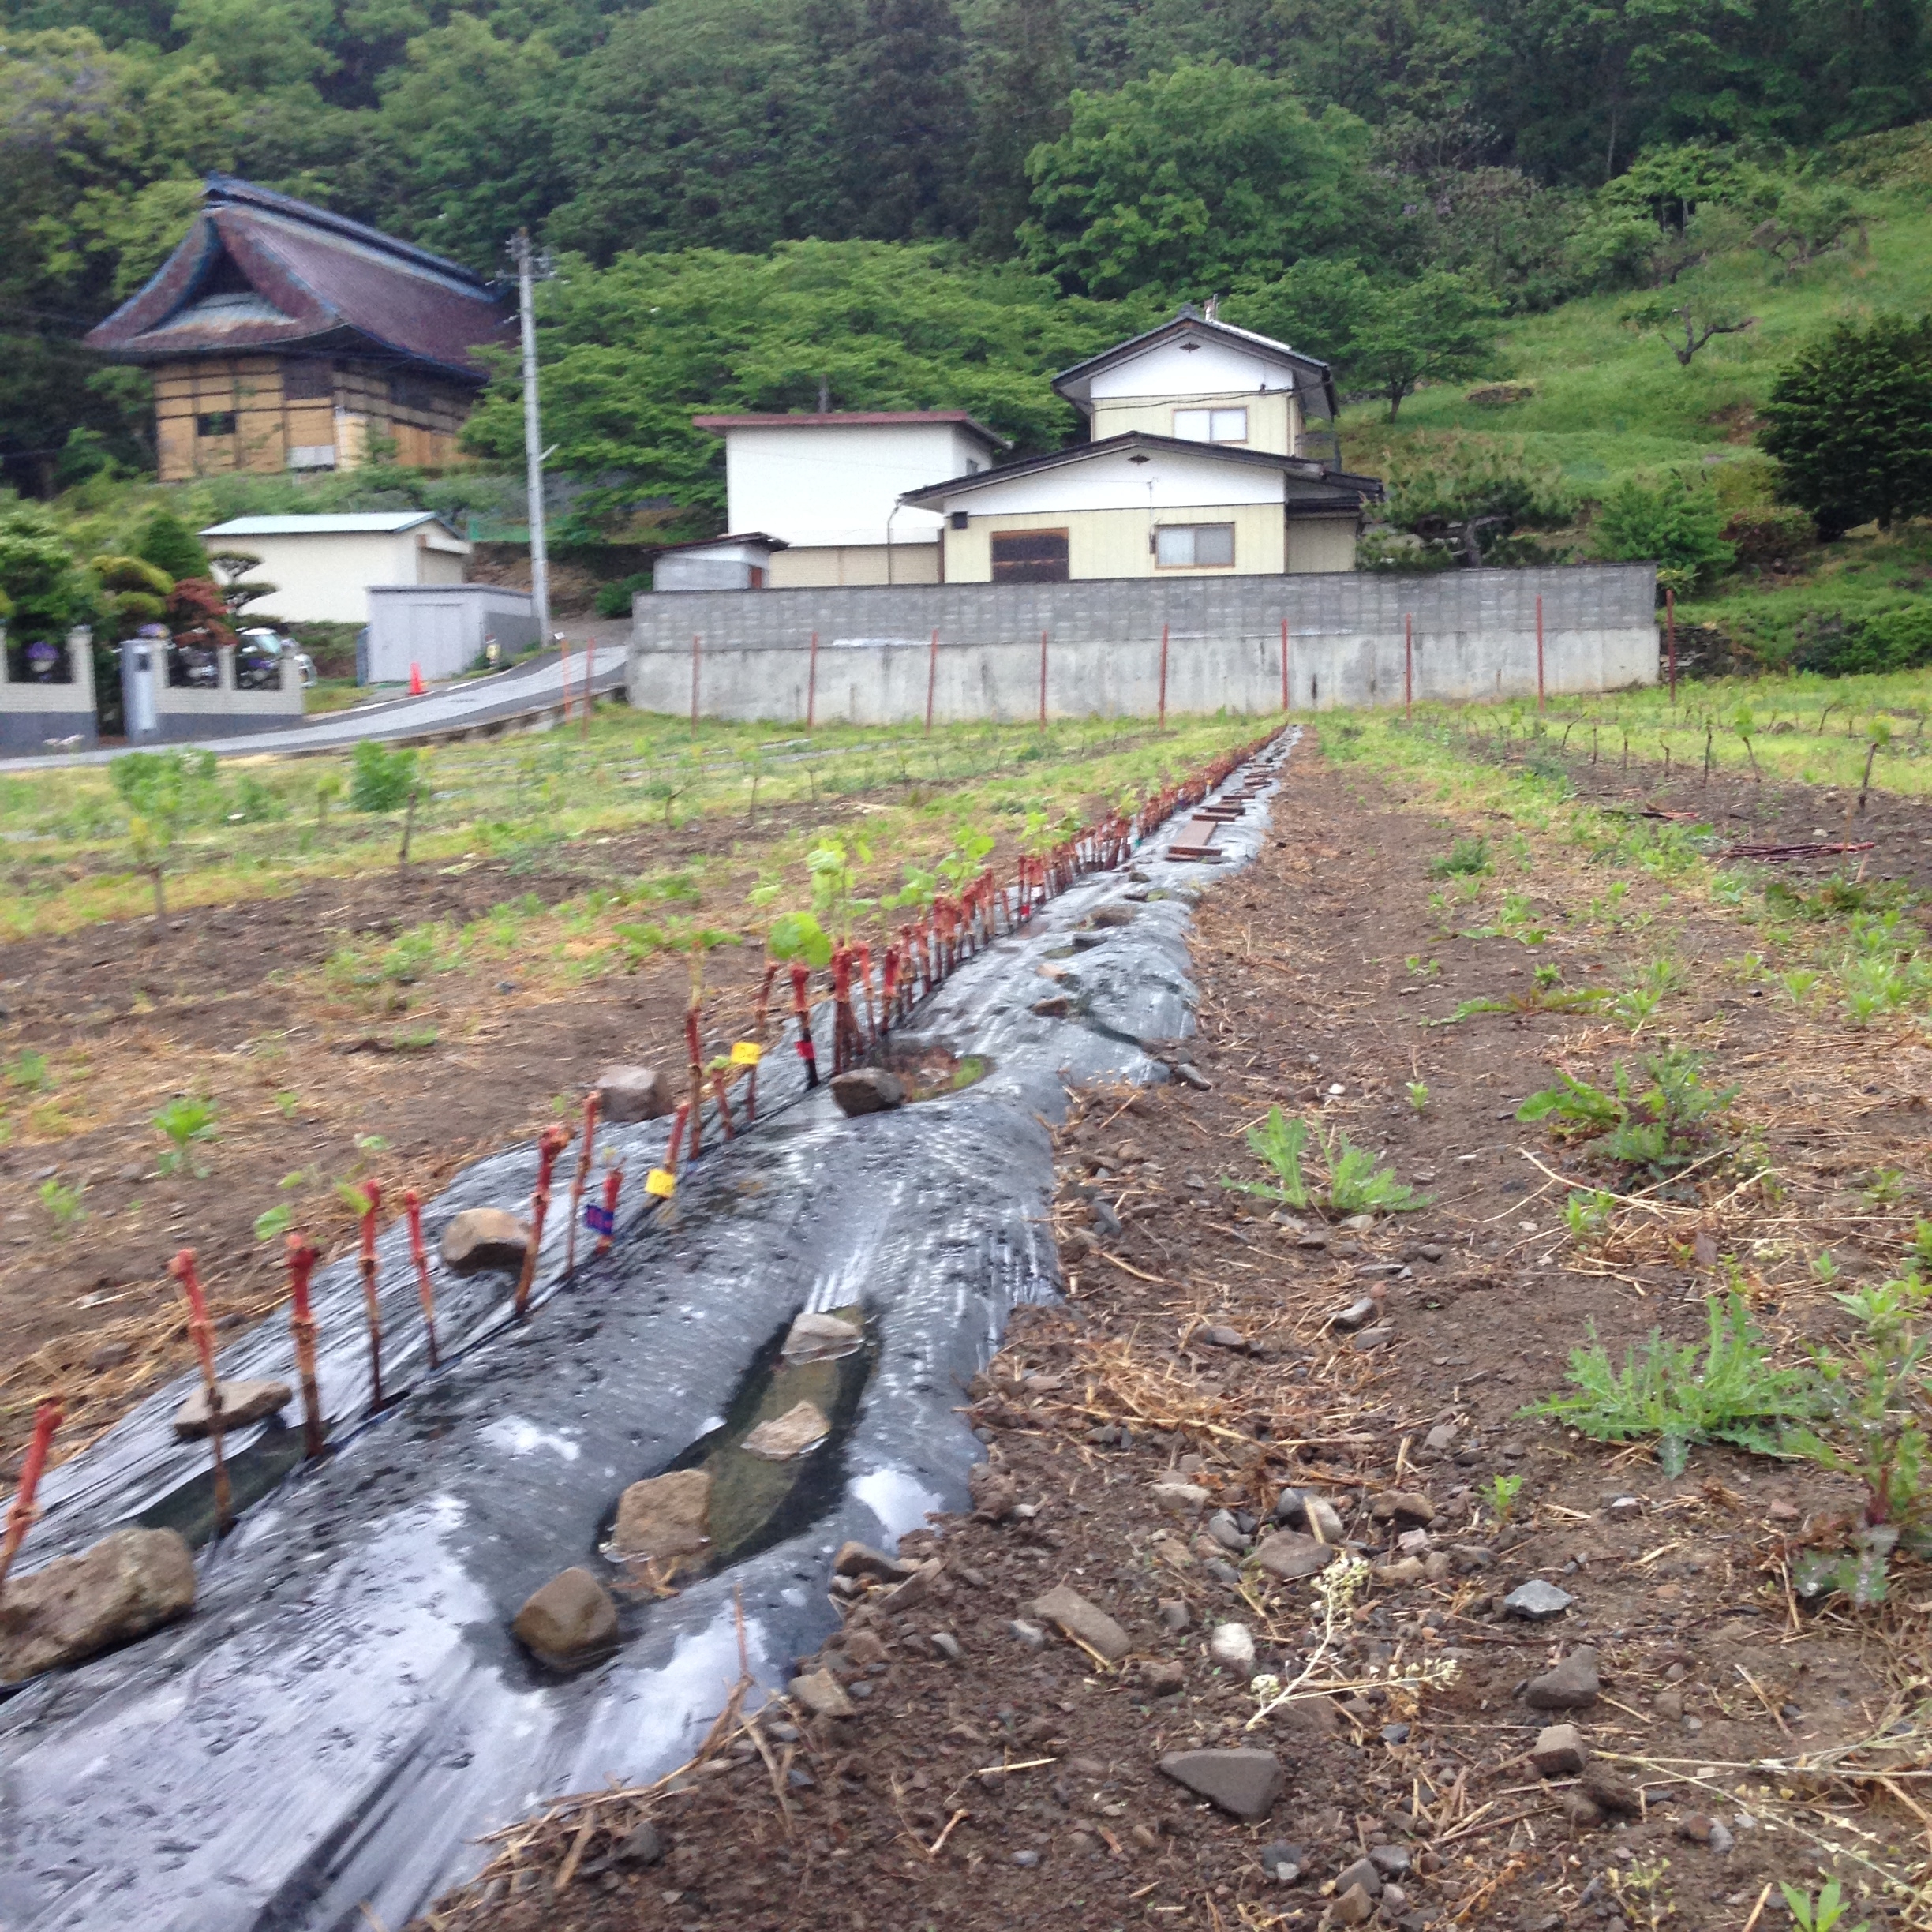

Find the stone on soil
[[1526, 1647, 1600, 1710], [1335, 1855, 1383, 1897], [1331, 1884, 1375, 1925], [788, 1668, 856, 1718], [595, 1065, 674, 1122], [1198, 1324, 1247, 1350], [740, 1400, 830, 1462], [781, 1309, 863, 1363], [1249, 1531, 1339, 1582], [1529, 1724, 1589, 1776], [1579, 1762, 1642, 1814], [511, 1567, 618, 1665], [611, 1468, 713, 1563], [1155, 1747, 1283, 1820], [1374, 1490, 1435, 1524], [1151, 1481, 1211, 1515], [829, 1069, 904, 1116], [0, 1527, 196, 1683], [1028, 1584, 1130, 1661], [1273, 1489, 1347, 1541], [172, 1377, 291, 1438], [832, 1541, 915, 1583], [440, 1207, 532, 1275], [1208, 1623, 1256, 1672], [1504, 1578, 1575, 1621]]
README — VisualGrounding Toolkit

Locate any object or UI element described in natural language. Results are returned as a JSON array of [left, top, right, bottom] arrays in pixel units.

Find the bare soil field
[[424, 730, 1930, 1932]]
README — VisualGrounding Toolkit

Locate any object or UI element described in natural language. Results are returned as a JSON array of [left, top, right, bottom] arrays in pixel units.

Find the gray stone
[[1259, 1840, 1305, 1883], [1089, 904, 1139, 927], [1205, 1510, 1248, 1552], [1529, 1723, 1589, 1776], [1008, 1619, 1046, 1651], [1525, 1647, 1599, 1710], [1653, 1687, 1685, 1723], [1012, 1848, 1041, 1868], [1579, 1762, 1642, 1815], [1157, 1598, 1192, 1633], [788, 1669, 855, 1718], [1249, 1531, 1339, 1582], [0, 1528, 195, 1683], [1273, 1489, 1347, 1542], [930, 1631, 964, 1662], [1368, 1845, 1411, 1878], [781, 1309, 864, 1362], [1151, 1481, 1211, 1516], [829, 1069, 904, 1116], [1208, 1623, 1256, 1672], [1331, 1297, 1380, 1331], [1174, 1063, 1213, 1091], [1504, 1579, 1575, 1622], [877, 1557, 945, 1614], [610, 1469, 712, 1564], [1028, 1584, 1130, 1661], [740, 1401, 830, 1462], [440, 1207, 531, 1275], [595, 1064, 674, 1122], [1198, 1324, 1247, 1350], [171, 1377, 291, 1438], [1424, 1424, 1458, 1454], [1142, 1658, 1186, 1696], [1352, 1326, 1396, 1351], [1374, 1490, 1436, 1526], [1335, 1857, 1383, 1900], [511, 1567, 618, 1665], [1156, 1747, 1283, 1821], [606, 1822, 664, 1868]]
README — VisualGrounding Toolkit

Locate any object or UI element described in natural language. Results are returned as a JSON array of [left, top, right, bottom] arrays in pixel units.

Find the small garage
[[364, 584, 541, 684]]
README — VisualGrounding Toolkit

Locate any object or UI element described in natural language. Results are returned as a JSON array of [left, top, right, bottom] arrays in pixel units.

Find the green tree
[[1593, 470, 1734, 585], [968, 0, 1073, 256], [1019, 62, 1384, 300], [1760, 313, 1932, 539], [137, 508, 208, 582], [460, 241, 1142, 526], [1229, 259, 1500, 417], [1383, 438, 1574, 565], [0, 507, 88, 637], [845, 0, 974, 237]]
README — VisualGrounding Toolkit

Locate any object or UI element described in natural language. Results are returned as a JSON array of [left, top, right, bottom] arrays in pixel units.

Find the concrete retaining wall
[[627, 566, 1659, 724]]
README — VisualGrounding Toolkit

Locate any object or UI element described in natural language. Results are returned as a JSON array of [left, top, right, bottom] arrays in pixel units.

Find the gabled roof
[[694, 410, 1009, 451], [200, 512, 462, 538], [898, 432, 1382, 510], [653, 532, 791, 554], [87, 177, 512, 386], [1053, 308, 1340, 420]]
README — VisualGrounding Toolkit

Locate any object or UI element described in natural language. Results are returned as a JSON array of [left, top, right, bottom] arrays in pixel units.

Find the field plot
[[435, 706, 1930, 1932], [0, 711, 1256, 1473]]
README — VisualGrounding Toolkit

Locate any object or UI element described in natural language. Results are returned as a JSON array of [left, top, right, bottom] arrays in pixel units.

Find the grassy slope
[[1339, 165, 1932, 660]]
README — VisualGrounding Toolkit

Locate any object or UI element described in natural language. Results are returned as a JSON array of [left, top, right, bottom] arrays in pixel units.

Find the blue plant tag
[[584, 1204, 615, 1237]]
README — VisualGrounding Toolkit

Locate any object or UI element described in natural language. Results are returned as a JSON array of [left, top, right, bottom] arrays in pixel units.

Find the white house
[[197, 511, 471, 623], [690, 411, 1007, 588], [899, 310, 1381, 582]]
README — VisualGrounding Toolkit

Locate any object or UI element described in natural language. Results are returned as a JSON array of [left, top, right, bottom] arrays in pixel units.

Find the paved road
[[0, 635, 629, 774]]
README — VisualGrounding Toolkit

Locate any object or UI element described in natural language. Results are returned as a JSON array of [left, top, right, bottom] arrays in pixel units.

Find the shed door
[[409, 601, 467, 680], [990, 529, 1069, 583]]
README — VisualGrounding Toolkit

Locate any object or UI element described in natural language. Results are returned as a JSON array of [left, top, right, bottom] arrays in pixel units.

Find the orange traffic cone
[[409, 662, 425, 695]]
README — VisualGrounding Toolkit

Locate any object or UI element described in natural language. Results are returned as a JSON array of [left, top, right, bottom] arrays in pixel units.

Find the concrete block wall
[[628, 566, 1659, 724], [0, 626, 97, 752]]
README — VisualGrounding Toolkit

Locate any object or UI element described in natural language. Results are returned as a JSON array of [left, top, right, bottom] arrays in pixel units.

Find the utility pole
[[511, 230, 551, 642]]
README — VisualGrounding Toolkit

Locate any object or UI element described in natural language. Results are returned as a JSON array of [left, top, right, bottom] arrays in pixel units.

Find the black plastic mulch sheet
[[0, 733, 1290, 1932]]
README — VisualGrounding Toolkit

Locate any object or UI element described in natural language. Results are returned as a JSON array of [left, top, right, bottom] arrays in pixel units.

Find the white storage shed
[[198, 511, 472, 623], [364, 584, 540, 683]]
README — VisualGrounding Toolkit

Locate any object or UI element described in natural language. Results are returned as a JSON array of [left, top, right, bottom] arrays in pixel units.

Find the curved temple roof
[[85, 177, 513, 386]]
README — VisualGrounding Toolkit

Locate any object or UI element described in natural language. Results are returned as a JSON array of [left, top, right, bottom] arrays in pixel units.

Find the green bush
[[593, 572, 652, 619], [136, 508, 208, 584], [1592, 472, 1735, 588], [350, 739, 419, 814], [1792, 605, 1932, 676]]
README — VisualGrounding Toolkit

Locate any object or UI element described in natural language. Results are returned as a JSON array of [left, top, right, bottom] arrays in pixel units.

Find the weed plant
[[1226, 1106, 1430, 1217], [1517, 1048, 1737, 1176]]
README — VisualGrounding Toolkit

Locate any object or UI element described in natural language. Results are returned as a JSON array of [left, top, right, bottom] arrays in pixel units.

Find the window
[[1155, 523, 1235, 568], [990, 529, 1069, 583], [197, 411, 237, 438], [1173, 407, 1249, 444], [283, 361, 335, 402]]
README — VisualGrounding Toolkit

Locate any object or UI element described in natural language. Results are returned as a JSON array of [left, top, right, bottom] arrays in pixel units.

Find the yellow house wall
[[767, 543, 942, 589], [152, 357, 473, 481], [1286, 516, 1361, 574], [943, 504, 1289, 583], [1089, 391, 1297, 455]]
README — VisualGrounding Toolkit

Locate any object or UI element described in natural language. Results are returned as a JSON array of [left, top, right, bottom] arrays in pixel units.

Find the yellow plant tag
[[645, 1168, 677, 1199], [730, 1041, 763, 1066]]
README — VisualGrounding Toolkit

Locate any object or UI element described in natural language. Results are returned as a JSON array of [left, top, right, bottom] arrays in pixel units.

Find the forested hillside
[[6, 0, 1932, 571]]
